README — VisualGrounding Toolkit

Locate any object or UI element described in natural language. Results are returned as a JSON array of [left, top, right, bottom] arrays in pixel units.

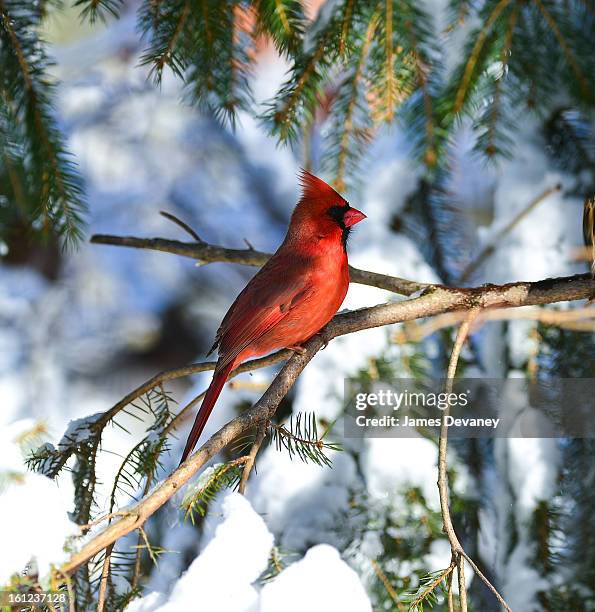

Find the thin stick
[[97, 543, 113, 612], [439, 310, 478, 612], [460, 184, 561, 282], [79, 511, 134, 533], [238, 425, 267, 494], [460, 550, 513, 612], [447, 566, 455, 612], [438, 310, 479, 550], [370, 559, 405, 610], [160, 210, 204, 243], [457, 555, 467, 612], [438, 308, 512, 611]]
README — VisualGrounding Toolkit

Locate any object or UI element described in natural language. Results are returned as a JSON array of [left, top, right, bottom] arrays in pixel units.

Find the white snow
[[260, 544, 372, 612], [128, 492, 371, 612], [0, 421, 78, 585], [154, 493, 273, 612], [362, 436, 440, 512]]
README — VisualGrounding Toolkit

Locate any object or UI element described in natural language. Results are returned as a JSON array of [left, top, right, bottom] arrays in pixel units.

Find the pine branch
[[139, 0, 255, 125], [0, 0, 86, 247], [269, 413, 341, 467], [261, 0, 372, 142], [255, 0, 305, 55], [74, 0, 123, 23], [476, 1, 520, 159], [399, 0, 442, 168], [367, 0, 418, 124], [181, 458, 246, 522], [324, 7, 379, 191], [441, 0, 594, 161], [532, 0, 593, 103], [261, 28, 331, 142], [544, 107, 595, 179], [451, 0, 513, 116], [401, 564, 455, 610]]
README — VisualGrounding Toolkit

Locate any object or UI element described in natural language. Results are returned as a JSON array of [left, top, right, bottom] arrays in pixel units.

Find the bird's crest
[[298, 169, 346, 204]]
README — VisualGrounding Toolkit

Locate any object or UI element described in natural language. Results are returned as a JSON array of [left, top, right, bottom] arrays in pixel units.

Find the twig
[[131, 477, 154, 591], [457, 554, 468, 612], [438, 310, 479, 612], [438, 308, 512, 612], [370, 559, 405, 610], [447, 567, 455, 612], [460, 550, 514, 612], [97, 543, 113, 612], [165, 390, 206, 434], [58, 272, 595, 576], [137, 526, 159, 565], [160, 210, 204, 243], [100, 350, 292, 433], [459, 184, 562, 282], [238, 425, 267, 494]]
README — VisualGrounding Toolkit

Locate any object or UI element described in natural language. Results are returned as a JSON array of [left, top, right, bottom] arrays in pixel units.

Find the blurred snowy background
[[1, 1, 594, 611]]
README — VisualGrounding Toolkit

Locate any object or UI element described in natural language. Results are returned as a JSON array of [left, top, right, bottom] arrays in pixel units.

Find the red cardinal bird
[[179, 171, 366, 464]]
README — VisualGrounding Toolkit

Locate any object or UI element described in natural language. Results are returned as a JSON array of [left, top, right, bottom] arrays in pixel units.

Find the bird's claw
[[317, 332, 330, 350], [287, 345, 307, 355]]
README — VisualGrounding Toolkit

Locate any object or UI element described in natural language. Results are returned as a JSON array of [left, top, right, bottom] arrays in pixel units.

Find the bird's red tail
[[179, 361, 235, 465]]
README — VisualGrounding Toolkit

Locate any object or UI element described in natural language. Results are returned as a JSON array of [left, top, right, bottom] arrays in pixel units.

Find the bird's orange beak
[[343, 206, 367, 228]]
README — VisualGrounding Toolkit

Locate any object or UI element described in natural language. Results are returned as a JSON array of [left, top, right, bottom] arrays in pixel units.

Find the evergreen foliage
[[269, 412, 341, 466], [1, 0, 593, 244], [0, 0, 86, 249], [531, 324, 595, 609]]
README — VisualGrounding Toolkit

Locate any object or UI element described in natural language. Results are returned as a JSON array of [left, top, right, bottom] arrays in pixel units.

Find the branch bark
[[238, 425, 267, 494], [59, 269, 595, 577], [90, 233, 427, 296]]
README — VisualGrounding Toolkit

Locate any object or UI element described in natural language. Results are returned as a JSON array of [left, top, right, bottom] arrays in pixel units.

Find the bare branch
[[238, 425, 267, 494], [97, 544, 113, 612], [89, 233, 427, 296]]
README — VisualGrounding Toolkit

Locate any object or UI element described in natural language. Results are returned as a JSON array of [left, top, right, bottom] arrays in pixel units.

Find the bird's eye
[[328, 204, 349, 226]]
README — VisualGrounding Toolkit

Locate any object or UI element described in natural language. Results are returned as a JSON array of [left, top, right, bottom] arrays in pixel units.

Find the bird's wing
[[213, 255, 314, 370]]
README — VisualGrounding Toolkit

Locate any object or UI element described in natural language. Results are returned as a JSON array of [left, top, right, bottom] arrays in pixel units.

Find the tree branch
[[58, 270, 595, 576], [89, 233, 427, 296], [393, 305, 595, 344]]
